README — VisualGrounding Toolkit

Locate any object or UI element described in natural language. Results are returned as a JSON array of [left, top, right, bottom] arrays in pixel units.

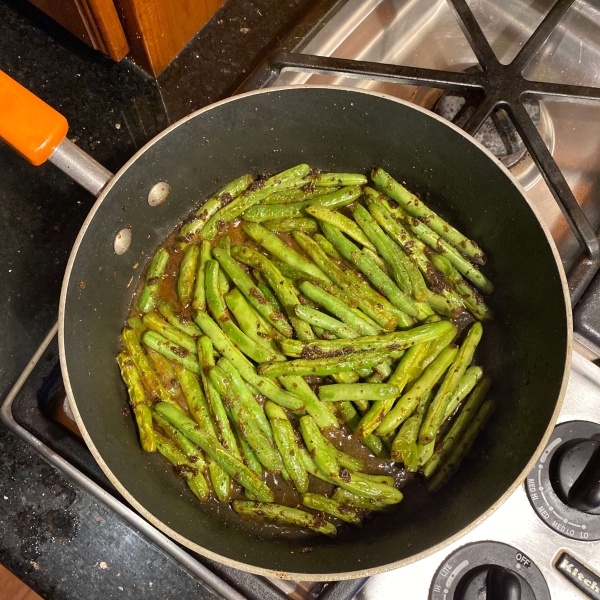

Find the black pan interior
[[62, 87, 568, 576]]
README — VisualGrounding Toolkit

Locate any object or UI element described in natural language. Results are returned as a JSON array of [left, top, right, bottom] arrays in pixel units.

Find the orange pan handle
[[0, 69, 68, 166], [0, 69, 112, 196]]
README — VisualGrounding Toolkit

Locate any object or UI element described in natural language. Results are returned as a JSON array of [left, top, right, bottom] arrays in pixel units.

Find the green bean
[[260, 186, 335, 205], [428, 399, 496, 492], [155, 433, 209, 501], [352, 398, 371, 414], [127, 316, 144, 331], [153, 412, 206, 468], [293, 305, 358, 339], [253, 271, 286, 315], [259, 346, 407, 378], [116, 353, 156, 452], [231, 246, 314, 341], [263, 217, 319, 233], [216, 235, 232, 294], [236, 425, 263, 476], [355, 341, 431, 438], [371, 167, 486, 264], [302, 493, 362, 525], [192, 241, 212, 312], [146, 348, 186, 406], [321, 222, 419, 319], [207, 458, 230, 502], [335, 402, 388, 458], [309, 172, 367, 187], [211, 248, 293, 337], [300, 277, 360, 310], [217, 357, 274, 442], [141, 330, 201, 375], [424, 377, 491, 479], [337, 263, 416, 329], [178, 174, 253, 244], [210, 366, 283, 473], [279, 321, 454, 359], [306, 205, 376, 251], [293, 231, 398, 330], [202, 165, 311, 239], [138, 248, 169, 313], [193, 312, 305, 411], [420, 322, 483, 445], [314, 232, 343, 260], [319, 383, 399, 402], [396, 208, 493, 294], [297, 281, 380, 335], [443, 366, 484, 421], [243, 185, 362, 222], [391, 390, 433, 467], [420, 323, 458, 371], [175, 365, 217, 435], [431, 254, 493, 321], [299, 447, 336, 484], [205, 259, 281, 362], [321, 437, 364, 471], [242, 223, 330, 282], [332, 488, 387, 511], [177, 245, 200, 307], [233, 500, 337, 536], [354, 472, 394, 486], [365, 195, 464, 317], [300, 416, 402, 504], [265, 402, 309, 493], [352, 203, 412, 295], [155, 403, 273, 502], [198, 337, 240, 459], [224, 288, 280, 352], [142, 312, 197, 354], [278, 375, 339, 430], [121, 328, 176, 405], [158, 300, 202, 338], [377, 345, 458, 435]]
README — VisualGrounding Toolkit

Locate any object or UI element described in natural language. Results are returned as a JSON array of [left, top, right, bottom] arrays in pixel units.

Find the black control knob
[[552, 438, 600, 515], [526, 421, 600, 540], [430, 542, 550, 600], [456, 566, 524, 600], [487, 566, 522, 600]]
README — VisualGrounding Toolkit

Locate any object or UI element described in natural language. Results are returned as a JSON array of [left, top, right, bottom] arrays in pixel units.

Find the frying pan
[[0, 71, 571, 580]]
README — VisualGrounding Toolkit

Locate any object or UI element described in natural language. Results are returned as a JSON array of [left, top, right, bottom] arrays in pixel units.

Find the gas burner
[[411, 78, 555, 190], [434, 94, 537, 170]]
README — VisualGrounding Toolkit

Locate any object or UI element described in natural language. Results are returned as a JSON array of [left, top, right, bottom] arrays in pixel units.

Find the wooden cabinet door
[[28, 0, 129, 61]]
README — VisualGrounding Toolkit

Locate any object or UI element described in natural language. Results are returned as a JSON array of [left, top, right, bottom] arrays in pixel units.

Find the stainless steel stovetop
[[3, 1, 600, 598], [268, 0, 600, 597]]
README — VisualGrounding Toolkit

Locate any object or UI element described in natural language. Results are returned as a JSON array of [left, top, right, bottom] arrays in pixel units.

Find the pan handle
[[0, 70, 112, 197]]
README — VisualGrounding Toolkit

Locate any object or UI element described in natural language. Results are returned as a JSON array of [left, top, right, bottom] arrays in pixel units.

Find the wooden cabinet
[[28, 0, 225, 76]]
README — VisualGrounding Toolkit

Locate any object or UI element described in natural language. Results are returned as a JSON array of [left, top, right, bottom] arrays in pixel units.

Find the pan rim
[[58, 84, 572, 581]]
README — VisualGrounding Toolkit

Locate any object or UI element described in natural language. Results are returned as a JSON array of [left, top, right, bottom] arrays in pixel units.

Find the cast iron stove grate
[[240, 0, 600, 308]]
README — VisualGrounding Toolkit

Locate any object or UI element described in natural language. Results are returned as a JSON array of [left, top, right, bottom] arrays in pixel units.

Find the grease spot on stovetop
[[15, 507, 79, 560]]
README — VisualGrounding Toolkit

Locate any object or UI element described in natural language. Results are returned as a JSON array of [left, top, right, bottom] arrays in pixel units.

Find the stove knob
[[456, 566, 523, 600], [487, 566, 522, 600], [552, 438, 600, 514]]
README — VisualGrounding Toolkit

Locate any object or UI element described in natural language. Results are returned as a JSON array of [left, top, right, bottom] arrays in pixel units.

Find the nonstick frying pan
[[0, 72, 571, 579]]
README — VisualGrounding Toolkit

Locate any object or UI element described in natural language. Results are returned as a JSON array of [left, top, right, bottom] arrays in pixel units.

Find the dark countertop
[[0, 1, 314, 597]]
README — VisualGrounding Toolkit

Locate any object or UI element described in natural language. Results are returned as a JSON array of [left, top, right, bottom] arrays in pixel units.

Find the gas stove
[[3, 0, 600, 598]]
